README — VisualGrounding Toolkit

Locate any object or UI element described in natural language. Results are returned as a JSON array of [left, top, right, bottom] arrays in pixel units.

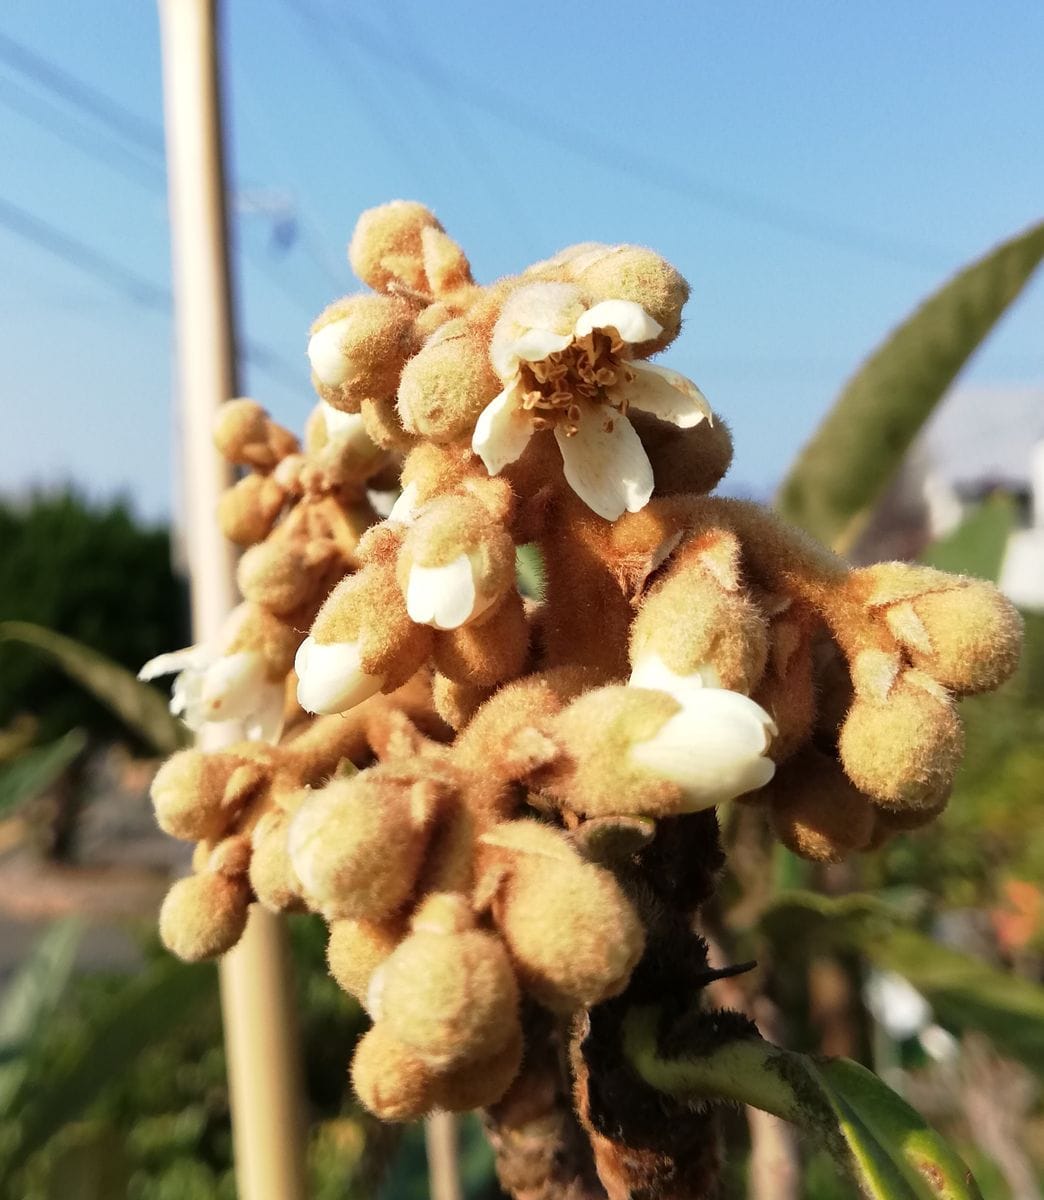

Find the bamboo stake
[[157, 2, 307, 1197], [425, 1111, 464, 1200]]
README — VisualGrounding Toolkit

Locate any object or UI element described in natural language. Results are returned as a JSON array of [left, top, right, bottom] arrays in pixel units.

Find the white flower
[[139, 644, 284, 743], [294, 635, 384, 715], [629, 686, 777, 809], [472, 283, 711, 521], [404, 553, 497, 630]]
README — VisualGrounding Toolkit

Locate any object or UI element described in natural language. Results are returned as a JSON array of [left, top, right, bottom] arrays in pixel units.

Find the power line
[[334, 11, 952, 274], [0, 29, 165, 156], [0, 194, 305, 392], [0, 71, 166, 192]]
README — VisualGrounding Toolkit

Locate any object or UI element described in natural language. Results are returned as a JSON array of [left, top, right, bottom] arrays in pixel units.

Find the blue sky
[[1, 0, 1042, 521]]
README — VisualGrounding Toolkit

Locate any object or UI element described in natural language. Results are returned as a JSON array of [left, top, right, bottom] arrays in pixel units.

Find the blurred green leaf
[[759, 891, 1044, 1079], [515, 544, 546, 601], [919, 495, 1016, 582], [0, 920, 82, 1113], [0, 731, 87, 818], [624, 1004, 981, 1199], [0, 622, 188, 756], [777, 220, 1044, 550], [0, 957, 215, 1183], [41, 1122, 131, 1200]]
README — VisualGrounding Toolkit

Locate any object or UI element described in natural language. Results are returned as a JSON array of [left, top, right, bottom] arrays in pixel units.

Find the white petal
[[472, 384, 534, 475], [138, 645, 209, 681], [490, 282, 585, 376], [199, 652, 268, 721], [388, 480, 423, 524], [243, 682, 286, 744], [618, 361, 712, 429], [406, 554, 493, 630], [321, 400, 370, 446], [294, 636, 384, 715], [307, 317, 353, 387], [629, 652, 722, 700], [554, 407, 654, 521], [630, 688, 777, 808], [574, 299, 663, 345]]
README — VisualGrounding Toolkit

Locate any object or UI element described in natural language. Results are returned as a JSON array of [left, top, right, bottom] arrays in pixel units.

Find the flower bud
[[767, 748, 876, 862], [575, 247, 689, 352], [397, 326, 500, 442], [429, 1022, 524, 1112], [547, 685, 776, 818], [213, 399, 298, 469], [479, 820, 644, 1012], [348, 200, 443, 294], [629, 535, 769, 696], [217, 474, 286, 545], [351, 1022, 438, 1121], [327, 916, 403, 1003], [236, 537, 330, 617], [158, 872, 250, 962], [420, 225, 473, 295], [432, 589, 530, 689], [838, 670, 962, 811], [305, 401, 387, 484], [371, 911, 519, 1068], [150, 748, 265, 841], [287, 766, 438, 919], [249, 809, 303, 912], [398, 497, 515, 631], [307, 294, 418, 406]]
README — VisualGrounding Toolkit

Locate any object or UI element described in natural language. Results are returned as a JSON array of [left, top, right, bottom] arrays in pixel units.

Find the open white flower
[[294, 635, 385, 715], [139, 644, 284, 743], [472, 282, 711, 521], [629, 686, 777, 809]]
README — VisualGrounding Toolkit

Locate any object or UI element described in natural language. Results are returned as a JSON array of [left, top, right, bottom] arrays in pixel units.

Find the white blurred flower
[[629, 686, 776, 808], [307, 317, 353, 387], [472, 283, 711, 521], [294, 635, 384, 715], [139, 644, 283, 743], [405, 552, 496, 630]]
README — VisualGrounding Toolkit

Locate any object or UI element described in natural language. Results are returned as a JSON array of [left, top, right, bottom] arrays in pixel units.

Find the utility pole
[[156, 3, 307, 1197]]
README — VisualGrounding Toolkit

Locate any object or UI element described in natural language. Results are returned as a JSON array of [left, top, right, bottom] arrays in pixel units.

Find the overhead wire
[[334, 11, 952, 274], [0, 194, 304, 393]]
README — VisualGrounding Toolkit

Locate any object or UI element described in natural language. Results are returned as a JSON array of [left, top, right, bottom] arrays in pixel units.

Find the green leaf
[[0, 957, 216, 1181], [0, 730, 87, 818], [0, 920, 83, 1113], [777, 220, 1044, 550], [0, 622, 189, 755], [919, 494, 1016, 582], [623, 1005, 982, 1199], [758, 891, 1044, 1080], [515, 544, 546, 601]]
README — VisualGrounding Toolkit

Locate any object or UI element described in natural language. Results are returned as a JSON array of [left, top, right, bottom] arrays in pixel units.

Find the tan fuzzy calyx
[[629, 538, 769, 694], [158, 872, 250, 962], [308, 294, 419, 407], [287, 765, 442, 918], [371, 919, 520, 1068], [150, 748, 268, 842], [630, 410, 734, 497], [885, 582, 1022, 695], [213, 399, 298, 469], [575, 246, 689, 352], [768, 749, 877, 862], [309, 560, 433, 688], [236, 537, 332, 617], [327, 916, 404, 1003], [478, 820, 645, 1012], [428, 1022, 524, 1112], [541, 686, 684, 818], [349, 201, 443, 295], [249, 809, 303, 913], [397, 328, 500, 441], [217, 474, 286, 546], [838, 670, 963, 811], [420, 225, 473, 295]]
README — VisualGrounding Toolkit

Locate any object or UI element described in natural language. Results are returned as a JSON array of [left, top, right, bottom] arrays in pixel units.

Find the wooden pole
[[425, 1112, 464, 1200], [157, 3, 307, 1197]]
